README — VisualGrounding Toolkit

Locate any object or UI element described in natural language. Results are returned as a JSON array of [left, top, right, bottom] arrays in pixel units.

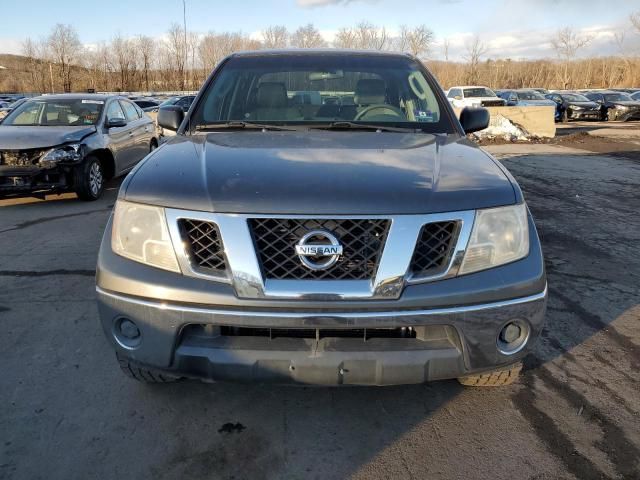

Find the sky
[[0, 0, 638, 60]]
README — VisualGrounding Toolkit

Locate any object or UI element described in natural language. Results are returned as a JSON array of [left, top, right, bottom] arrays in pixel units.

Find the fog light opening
[[113, 317, 142, 349], [497, 320, 530, 355]]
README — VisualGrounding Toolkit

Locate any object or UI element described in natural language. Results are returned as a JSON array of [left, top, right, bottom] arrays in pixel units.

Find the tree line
[[2, 15, 640, 94]]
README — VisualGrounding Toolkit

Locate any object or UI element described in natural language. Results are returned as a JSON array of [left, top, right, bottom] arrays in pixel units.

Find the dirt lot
[[0, 135, 639, 479]]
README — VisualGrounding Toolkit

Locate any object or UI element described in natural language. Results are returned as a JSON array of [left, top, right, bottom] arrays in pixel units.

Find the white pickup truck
[[446, 86, 506, 108]]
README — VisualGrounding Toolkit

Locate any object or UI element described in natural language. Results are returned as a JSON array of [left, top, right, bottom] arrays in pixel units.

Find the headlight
[[459, 203, 529, 275], [41, 144, 82, 164], [571, 105, 584, 110], [111, 200, 180, 273]]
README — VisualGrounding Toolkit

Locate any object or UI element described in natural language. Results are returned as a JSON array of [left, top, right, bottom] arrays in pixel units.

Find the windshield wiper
[[194, 121, 297, 131], [307, 121, 421, 133]]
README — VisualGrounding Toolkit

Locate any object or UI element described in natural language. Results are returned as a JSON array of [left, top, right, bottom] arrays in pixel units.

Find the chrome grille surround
[[164, 210, 476, 300]]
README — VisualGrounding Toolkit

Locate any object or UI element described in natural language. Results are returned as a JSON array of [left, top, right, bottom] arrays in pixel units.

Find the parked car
[[631, 91, 640, 101], [0, 97, 28, 116], [609, 88, 640, 95], [446, 86, 506, 108], [0, 100, 9, 109], [496, 89, 556, 109], [0, 94, 157, 200], [133, 99, 161, 112], [159, 95, 195, 112], [97, 50, 546, 387], [583, 91, 640, 121], [544, 92, 601, 122], [529, 88, 549, 95]]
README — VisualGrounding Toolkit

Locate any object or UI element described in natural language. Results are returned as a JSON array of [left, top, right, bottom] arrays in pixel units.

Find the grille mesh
[[179, 219, 227, 273], [410, 221, 458, 278], [249, 218, 390, 280]]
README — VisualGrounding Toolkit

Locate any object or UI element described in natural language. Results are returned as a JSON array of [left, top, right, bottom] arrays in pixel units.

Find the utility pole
[[183, 0, 187, 91], [49, 63, 54, 93]]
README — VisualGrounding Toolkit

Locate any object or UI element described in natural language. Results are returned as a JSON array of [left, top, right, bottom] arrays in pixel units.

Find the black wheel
[[560, 109, 568, 123], [457, 362, 522, 387], [116, 352, 179, 383], [74, 155, 104, 201], [600, 108, 609, 121]]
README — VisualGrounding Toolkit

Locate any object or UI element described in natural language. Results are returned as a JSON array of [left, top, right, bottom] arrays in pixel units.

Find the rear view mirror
[[460, 107, 490, 134], [158, 106, 184, 131], [107, 118, 127, 128]]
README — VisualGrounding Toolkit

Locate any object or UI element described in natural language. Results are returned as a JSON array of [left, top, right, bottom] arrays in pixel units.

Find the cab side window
[[120, 100, 140, 121]]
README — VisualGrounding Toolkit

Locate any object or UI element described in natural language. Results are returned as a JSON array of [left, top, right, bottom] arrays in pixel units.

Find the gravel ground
[[0, 141, 638, 480]]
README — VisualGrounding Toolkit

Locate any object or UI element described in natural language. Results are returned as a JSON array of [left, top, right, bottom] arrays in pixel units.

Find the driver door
[[105, 100, 135, 174]]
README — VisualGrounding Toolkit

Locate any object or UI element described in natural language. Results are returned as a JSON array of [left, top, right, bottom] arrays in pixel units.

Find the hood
[[517, 100, 556, 106], [0, 125, 96, 150], [611, 101, 640, 108], [123, 131, 517, 215], [568, 101, 599, 108]]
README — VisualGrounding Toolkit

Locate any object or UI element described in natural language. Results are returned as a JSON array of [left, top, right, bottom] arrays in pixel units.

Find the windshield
[[463, 87, 496, 98], [604, 93, 632, 102], [563, 93, 590, 102], [191, 54, 452, 132], [2, 98, 104, 126], [517, 90, 546, 100]]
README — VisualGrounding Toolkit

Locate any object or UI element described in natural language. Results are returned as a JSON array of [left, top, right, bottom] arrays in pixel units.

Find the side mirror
[[107, 117, 127, 128], [460, 107, 490, 134], [158, 106, 184, 131]]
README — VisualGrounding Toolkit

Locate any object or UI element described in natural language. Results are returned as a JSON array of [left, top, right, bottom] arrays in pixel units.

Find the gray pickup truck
[[96, 50, 546, 387]]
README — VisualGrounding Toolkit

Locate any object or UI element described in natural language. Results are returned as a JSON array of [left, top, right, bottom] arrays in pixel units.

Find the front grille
[[219, 326, 417, 340], [179, 219, 227, 273], [0, 149, 46, 166], [249, 218, 390, 280], [409, 221, 458, 278]]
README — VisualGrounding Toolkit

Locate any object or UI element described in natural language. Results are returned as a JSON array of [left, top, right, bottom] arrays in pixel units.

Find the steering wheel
[[354, 104, 406, 121]]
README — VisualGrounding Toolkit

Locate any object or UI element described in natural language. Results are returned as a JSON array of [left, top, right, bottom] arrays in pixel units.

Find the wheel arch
[[89, 148, 116, 180]]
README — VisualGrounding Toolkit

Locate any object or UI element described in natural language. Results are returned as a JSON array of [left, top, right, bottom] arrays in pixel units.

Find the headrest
[[257, 82, 288, 108], [354, 79, 386, 105]]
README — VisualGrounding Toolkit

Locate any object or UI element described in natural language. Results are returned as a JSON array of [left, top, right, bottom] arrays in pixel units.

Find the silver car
[[0, 94, 158, 200]]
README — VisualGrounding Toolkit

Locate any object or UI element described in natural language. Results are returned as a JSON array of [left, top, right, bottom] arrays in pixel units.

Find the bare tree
[[48, 24, 81, 92], [165, 23, 187, 90], [291, 24, 326, 48], [111, 34, 138, 91], [137, 36, 155, 91], [262, 26, 289, 48], [631, 10, 640, 34], [199, 32, 259, 70], [550, 27, 592, 88], [464, 35, 488, 84], [22, 38, 49, 93], [334, 27, 357, 49], [397, 25, 434, 58]]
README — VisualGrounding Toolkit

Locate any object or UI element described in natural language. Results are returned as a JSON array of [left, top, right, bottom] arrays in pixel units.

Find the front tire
[[116, 353, 179, 383], [457, 362, 522, 387], [74, 155, 104, 201]]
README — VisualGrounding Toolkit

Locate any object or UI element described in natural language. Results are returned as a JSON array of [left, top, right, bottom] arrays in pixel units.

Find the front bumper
[[97, 286, 547, 385], [0, 164, 70, 196], [97, 212, 547, 385]]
